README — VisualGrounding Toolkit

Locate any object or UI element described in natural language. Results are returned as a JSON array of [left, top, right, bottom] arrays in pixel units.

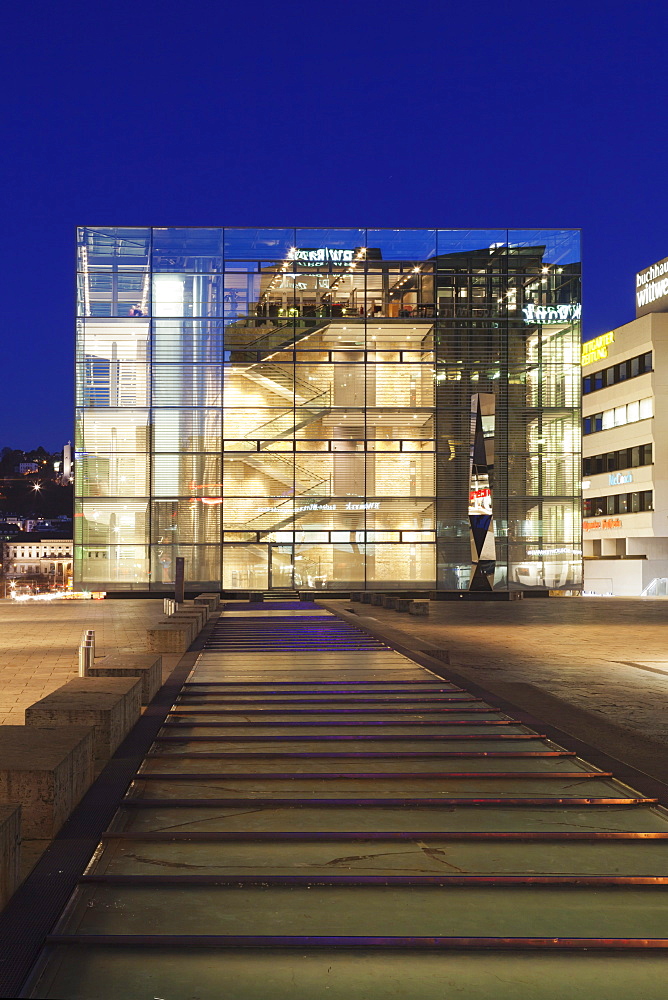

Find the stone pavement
[[319, 597, 668, 786], [0, 598, 178, 726]]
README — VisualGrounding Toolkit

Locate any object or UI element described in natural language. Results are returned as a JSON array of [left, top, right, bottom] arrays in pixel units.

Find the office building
[[583, 254, 668, 595], [75, 227, 581, 594]]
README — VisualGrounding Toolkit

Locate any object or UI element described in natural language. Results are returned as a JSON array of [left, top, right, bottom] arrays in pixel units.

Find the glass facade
[[75, 227, 582, 593]]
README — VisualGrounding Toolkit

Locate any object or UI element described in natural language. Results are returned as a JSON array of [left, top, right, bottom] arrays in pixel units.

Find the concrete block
[[176, 604, 208, 627], [0, 804, 21, 909], [350, 592, 363, 602], [360, 593, 373, 604], [161, 612, 197, 629], [166, 611, 204, 633], [160, 617, 197, 643], [371, 593, 385, 606], [196, 592, 220, 608], [195, 595, 218, 612], [89, 653, 162, 704], [147, 623, 192, 653], [395, 598, 412, 612], [25, 678, 141, 764], [409, 599, 430, 616], [382, 595, 398, 609], [0, 727, 94, 837]]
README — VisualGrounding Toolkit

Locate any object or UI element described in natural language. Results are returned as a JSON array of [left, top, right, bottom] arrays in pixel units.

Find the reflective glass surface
[[75, 228, 581, 590]]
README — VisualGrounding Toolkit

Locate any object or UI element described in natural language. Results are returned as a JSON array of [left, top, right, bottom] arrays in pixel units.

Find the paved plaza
[[0, 598, 176, 725], [321, 597, 668, 787], [1, 594, 667, 780]]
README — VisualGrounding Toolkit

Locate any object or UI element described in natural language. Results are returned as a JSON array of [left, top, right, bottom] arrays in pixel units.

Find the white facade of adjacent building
[[582, 257, 668, 595], [2, 539, 73, 585]]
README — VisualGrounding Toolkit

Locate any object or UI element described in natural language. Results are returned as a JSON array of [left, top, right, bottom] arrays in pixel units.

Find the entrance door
[[269, 545, 294, 589]]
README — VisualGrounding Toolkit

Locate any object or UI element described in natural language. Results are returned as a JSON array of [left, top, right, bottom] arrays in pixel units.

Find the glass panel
[[152, 320, 225, 364], [79, 409, 149, 453], [224, 228, 295, 260], [151, 499, 220, 545], [76, 362, 149, 409], [77, 226, 150, 271], [77, 271, 150, 317], [151, 227, 224, 271], [151, 365, 221, 407], [153, 274, 223, 317], [152, 454, 221, 497], [152, 409, 221, 452], [77, 454, 149, 497], [367, 229, 437, 261], [77, 500, 148, 545], [269, 544, 294, 588], [222, 543, 268, 588], [151, 544, 220, 586]]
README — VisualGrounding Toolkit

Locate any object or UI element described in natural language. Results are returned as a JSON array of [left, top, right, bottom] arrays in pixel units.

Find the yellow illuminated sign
[[581, 331, 615, 366]]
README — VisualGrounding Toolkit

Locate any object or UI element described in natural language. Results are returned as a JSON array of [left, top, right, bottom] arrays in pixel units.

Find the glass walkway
[[20, 603, 668, 998]]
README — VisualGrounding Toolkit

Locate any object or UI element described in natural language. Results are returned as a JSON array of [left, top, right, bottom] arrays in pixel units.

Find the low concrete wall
[[195, 594, 219, 611], [156, 617, 196, 644], [0, 727, 94, 837], [90, 653, 162, 704], [25, 678, 141, 764], [174, 605, 208, 627], [0, 804, 20, 909], [147, 623, 192, 653]]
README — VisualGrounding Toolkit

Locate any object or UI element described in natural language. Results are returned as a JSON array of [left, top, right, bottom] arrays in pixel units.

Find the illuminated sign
[[583, 518, 623, 531], [522, 303, 581, 325], [636, 255, 668, 317], [609, 472, 633, 486], [528, 547, 581, 556], [581, 331, 615, 366], [287, 247, 355, 267], [253, 500, 381, 517]]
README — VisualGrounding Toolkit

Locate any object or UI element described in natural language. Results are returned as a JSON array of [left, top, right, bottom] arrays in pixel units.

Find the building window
[[584, 489, 653, 517], [582, 351, 652, 394], [583, 444, 652, 476], [583, 398, 653, 435]]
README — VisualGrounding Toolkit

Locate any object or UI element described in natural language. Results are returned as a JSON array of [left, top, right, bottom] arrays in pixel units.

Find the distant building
[[16, 462, 39, 475], [582, 253, 668, 595], [1, 537, 73, 590]]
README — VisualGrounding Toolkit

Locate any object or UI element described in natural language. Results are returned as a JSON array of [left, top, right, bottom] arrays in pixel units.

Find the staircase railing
[[231, 318, 330, 362], [249, 388, 331, 441], [641, 578, 668, 597]]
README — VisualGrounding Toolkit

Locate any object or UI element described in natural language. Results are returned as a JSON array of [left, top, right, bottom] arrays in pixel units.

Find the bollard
[[84, 629, 95, 660], [78, 629, 95, 677]]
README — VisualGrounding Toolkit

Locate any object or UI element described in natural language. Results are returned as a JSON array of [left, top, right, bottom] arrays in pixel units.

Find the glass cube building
[[75, 227, 582, 593]]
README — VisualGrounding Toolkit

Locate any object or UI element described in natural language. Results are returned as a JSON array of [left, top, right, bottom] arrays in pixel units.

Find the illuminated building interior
[[75, 227, 582, 592]]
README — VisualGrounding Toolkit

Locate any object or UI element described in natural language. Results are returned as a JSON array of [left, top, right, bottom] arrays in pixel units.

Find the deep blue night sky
[[1, 0, 666, 449]]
